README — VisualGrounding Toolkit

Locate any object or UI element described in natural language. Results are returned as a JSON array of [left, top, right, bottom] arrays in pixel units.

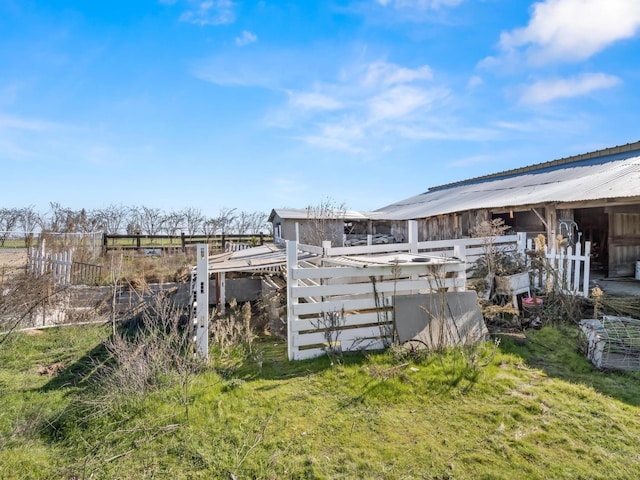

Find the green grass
[[1, 324, 640, 479]]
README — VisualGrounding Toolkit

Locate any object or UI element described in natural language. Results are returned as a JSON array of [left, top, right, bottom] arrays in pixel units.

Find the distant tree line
[[0, 203, 271, 237]]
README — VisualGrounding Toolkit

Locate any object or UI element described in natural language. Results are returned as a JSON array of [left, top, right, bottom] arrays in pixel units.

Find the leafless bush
[[210, 299, 256, 368], [0, 273, 68, 342], [85, 291, 199, 420], [311, 308, 346, 365]]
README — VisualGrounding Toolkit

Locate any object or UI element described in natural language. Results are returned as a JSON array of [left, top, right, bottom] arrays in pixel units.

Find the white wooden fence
[[527, 238, 591, 297], [286, 240, 467, 360], [285, 222, 593, 360], [28, 245, 73, 285]]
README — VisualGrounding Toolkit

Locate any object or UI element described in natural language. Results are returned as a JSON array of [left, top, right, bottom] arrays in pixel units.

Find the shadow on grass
[[232, 340, 367, 381], [496, 324, 640, 407], [38, 340, 111, 393]]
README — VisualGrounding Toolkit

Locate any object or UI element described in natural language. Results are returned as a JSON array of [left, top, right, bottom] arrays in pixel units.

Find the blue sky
[[2, 0, 640, 218]]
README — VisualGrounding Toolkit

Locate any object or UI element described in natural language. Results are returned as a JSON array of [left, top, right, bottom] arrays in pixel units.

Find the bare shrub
[[311, 308, 346, 365], [210, 299, 257, 369], [85, 290, 199, 420], [0, 273, 69, 342]]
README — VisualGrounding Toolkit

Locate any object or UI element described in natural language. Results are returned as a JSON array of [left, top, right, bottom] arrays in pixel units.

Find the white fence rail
[[527, 239, 591, 297], [286, 224, 592, 360], [28, 245, 73, 285], [286, 240, 467, 361]]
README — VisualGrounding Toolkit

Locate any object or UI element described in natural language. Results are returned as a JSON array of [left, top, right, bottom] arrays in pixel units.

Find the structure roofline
[[428, 140, 640, 192]]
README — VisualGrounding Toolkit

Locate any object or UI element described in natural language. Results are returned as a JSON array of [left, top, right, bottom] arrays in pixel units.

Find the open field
[[0, 250, 27, 280], [1, 322, 640, 479]]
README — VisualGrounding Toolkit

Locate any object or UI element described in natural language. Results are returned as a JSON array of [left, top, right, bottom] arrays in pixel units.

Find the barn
[[373, 141, 640, 278]]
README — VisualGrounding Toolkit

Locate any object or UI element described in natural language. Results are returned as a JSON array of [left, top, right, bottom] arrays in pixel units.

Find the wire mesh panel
[[579, 316, 640, 371]]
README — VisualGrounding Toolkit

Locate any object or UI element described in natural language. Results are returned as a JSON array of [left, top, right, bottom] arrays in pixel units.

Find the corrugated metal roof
[[269, 208, 373, 222], [375, 153, 640, 220], [207, 243, 289, 273]]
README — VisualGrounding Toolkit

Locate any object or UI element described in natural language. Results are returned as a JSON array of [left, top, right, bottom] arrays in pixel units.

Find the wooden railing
[[102, 233, 271, 254]]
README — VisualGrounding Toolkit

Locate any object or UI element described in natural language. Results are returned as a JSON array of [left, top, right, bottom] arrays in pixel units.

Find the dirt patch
[[37, 362, 65, 376], [25, 329, 44, 335], [0, 249, 27, 278]]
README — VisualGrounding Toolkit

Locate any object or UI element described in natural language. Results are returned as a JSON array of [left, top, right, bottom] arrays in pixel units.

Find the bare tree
[[232, 211, 253, 235], [18, 206, 39, 248], [93, 204, 129, 234], [38, 202, 67, 232], [163, 210, 184, 242], [303, 198, 348, 246], [139, 206, 165, 236], [202, 217, 219, 241], [0, 208, 20, 246], [232, 211, 269, 235], [76, 208, 101, 233], [126, 206, 142, 235], [182, 207, 204, 237], [248, 211, 270, 235], [214, 207, 237, 234]]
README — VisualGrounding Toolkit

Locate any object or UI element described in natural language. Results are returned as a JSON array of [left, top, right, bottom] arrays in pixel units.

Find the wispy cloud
[[0, 113, 57, 131], [498, 0, 640, 65], [368, 85, 440, 121], [278, 60, 452, 152], [235, 30, 257, 46], [362, 61, 433, 87], [345, 0, 465, 23], [376, 0, 464, 10], [519, 73, 621, 104], [287, 91, 343, 111], [179, 0, 235, 26]]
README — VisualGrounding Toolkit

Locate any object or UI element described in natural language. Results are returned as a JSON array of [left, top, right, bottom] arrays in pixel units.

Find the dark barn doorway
[[574, 207, 609, 275]]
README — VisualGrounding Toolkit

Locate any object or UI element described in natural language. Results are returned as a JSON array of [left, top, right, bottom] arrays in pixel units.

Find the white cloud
[[466, 75, 483, 89], [235, 30, 257, 46], [362, 61, 433, 88], [179, 0, 235, 26], [376, 0, 464, 10], [0, 113, 56, 131], [368, 85, 441, 121], [499, 0, 640, 64], [519, 72, 621, 104], [287, 91, 342, 111], [295, 118, 367, 154], [276, 60, 455, 152]]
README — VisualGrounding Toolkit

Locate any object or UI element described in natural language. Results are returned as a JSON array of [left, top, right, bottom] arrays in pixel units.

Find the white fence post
[[582, 242, 591, 297], [195, 244, 209, 360], [516, 232, 527, 255], [408, 220, 418, 254], [286, 240, 298, 361]]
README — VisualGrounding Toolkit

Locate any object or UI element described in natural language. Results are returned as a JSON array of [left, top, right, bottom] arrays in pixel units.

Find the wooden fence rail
[[102, 233, 271, 254]]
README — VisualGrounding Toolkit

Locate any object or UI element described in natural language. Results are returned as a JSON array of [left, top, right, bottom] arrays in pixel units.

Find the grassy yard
[[1, 323, 640, 479]]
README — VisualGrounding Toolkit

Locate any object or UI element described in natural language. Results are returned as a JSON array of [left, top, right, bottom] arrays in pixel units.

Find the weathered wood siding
[[608, 207, 640, 277]]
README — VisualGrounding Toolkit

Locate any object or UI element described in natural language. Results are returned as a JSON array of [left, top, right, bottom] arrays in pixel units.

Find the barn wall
[[608, 207, 640, 277]]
